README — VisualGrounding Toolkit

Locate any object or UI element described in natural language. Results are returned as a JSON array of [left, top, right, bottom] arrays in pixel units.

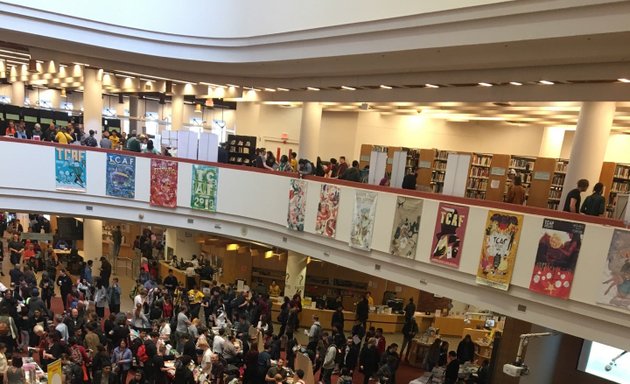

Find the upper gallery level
[[0, 137, 628, 351]]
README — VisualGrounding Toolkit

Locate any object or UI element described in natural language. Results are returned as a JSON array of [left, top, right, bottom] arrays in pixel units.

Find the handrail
[[0, 136, 625, 228]]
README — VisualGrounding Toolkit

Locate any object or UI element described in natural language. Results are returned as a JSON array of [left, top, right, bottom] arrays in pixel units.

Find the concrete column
[[129, 96, 139, 134], [520, 325, 562, 384], [83, 68, 103, 140], [285, 251, 308, 298], [171, 85, 184, 131], [538, 127, 565, 158], [298, 102, 322, 161], [83, 219, 103, 264], [164, 228, 177, 262], [11, 81, 24, 106], [559, 102, 615, 210]]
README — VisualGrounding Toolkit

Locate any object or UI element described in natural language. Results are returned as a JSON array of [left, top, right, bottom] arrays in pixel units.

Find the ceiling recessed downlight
[[618, 78, 630, 83], [425, 84, 439, 88], [341, 86, 356, 91], [307, 86, 320, 91], [380, 85, 393, 89], [539, 80, 554, 85], [277, 87, 290, 91], [478, 82, 493, 87], [510, 81, 523, 86]]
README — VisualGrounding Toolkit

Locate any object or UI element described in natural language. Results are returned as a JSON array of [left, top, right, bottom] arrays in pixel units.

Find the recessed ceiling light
[[307, 87, 320, 91], [341, 86, 356, 91], [478, 82, 493, 87], [425, 84, 439, 88], [277, 87, 290, 91], [380, 85, 393, 89], [539, 80, 554, 85], [263, 88, 276, 92], [618, 78, 630, 83], [509, 81, 523, 86]]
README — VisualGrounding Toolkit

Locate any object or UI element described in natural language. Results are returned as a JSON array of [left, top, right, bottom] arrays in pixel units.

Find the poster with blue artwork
[[106, 153, 135, 199], [55, 147, 87, 192]]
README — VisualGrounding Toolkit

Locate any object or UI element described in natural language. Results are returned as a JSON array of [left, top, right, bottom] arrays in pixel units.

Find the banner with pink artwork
[[287, 179, 307, 231], [430, 203, 469, 269], [598, 229, 630, 311], [150, 159, 178, 208], [529, 218, 585, 299], [315, 184, 340, 238]]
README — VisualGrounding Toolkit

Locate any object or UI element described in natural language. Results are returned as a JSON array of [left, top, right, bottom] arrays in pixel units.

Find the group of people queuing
[[243, 148, 368, 183]]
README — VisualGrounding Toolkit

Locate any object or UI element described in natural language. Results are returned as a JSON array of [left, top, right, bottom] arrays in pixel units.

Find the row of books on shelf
[[229, 146, 251, 154], [549, 188, 563, 199], [470, 167, 490, 177], [435, 151, 449, 161], [548, 201, 560, 210], [228, 156, 252, 164], [467, 179, 488, 190], [509, 158, 535, 170], [611, 181, 630, 193], [613, 166, 630, 179], [432, 184, 444, 193], [555, 161, 569, 173], [434, 161, 447, 171], [471, 154, 492, 166], [466, 190, 486, 199], [552, 174, 566, 185], [433, 173, 445, 182]]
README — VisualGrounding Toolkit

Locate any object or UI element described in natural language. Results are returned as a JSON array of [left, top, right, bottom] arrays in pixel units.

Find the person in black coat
[[457, 334, 476, 363], [341, 337, 359, 372], [174, 355, 196, 384], [56, 269, 73, 309], [99, 257, 112, 288], [331, 305, 345, 332], [356, 297, 369, 329], [445, 351, 460, 384], [359, 338, 380, 384]]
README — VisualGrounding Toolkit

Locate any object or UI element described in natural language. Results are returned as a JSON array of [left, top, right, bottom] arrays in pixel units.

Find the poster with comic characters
[[349, 191, 377, 250], [55, 148, 87, 192], [105, 153, 135, 199], [315, 184, 340, 238], [150, 159, 178, 208], [389, 197, 423, 258], [191, 164, 218, 212], [476, 210, 523, 291], [287, 179, 307, 231], [430, 203, 469, 269], [529, 218, 585, 299], [598, 229, 630, 311]]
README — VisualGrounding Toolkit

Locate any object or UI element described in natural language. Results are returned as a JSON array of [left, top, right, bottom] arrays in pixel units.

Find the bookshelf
[[359, 144, 373, 169], [503, 156, 536, 203], [227, 134, 257, 166], [599, 162, 630, 217], [548, 159, 569, 210], [416, 149, 437, 191], [527, 157, 556, 208], [486, 154, 510, 202], [431, 150, 449, 193], [466, 153, 493, 199]]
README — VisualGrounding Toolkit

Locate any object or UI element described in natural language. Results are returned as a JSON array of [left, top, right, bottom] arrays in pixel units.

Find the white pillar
[[83, 219, 103, 263], [298, 102, 322, 161], [48, 89, 61, 109], [520, 325, 562, 384], [164, 228, 176, 262], [128, 96, 139, 134], [285, 251, 308, 298], [538, 127, 565, 158], [83, 68, 103, 140], [171, 85, 184, 131], [559, 102, 615, 210], [11, 81, 24, 107]]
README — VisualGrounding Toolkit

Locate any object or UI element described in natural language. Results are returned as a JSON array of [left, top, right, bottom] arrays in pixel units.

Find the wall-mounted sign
[[419, 160, 432, 169], [534, 171, 551, 181], [490, 167, 506, 176], [360, 155, 370, 162]]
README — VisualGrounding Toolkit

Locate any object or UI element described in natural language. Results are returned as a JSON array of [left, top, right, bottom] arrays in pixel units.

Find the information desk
[[271, 302, 406, 333], [432, 317, 485, 337], [462, 327, 492, 342], [158, 261, 198, 287], [413, 313, 435, 333]]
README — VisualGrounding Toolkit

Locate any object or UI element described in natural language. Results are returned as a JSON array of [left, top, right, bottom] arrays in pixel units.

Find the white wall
[[235, 104, 302, 147], [0, 139, 628, 351], [319, 111, 358, 161]]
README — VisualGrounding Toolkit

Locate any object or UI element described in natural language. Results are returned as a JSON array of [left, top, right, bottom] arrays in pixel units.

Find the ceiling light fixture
[[307, 86, 320, 91], [277, 87, 290, 91], [510, 81, 523, 86], [425, 84, 439, 88], [194, 103, 202, 113], [478, 82, 493, 87], [380, 85, 393, 89], [539, 80, 554, 85], [226, 84, 239, 88], [617, 78, 630, 83], [341, 86, 356, 91], [264, 88, 277, 92]]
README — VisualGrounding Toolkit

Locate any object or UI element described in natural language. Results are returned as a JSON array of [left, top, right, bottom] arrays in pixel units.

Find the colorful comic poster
[[150, 159, 178, 208], [476, 211, 523, 291], [287, 179, 307, 231], [191, 165, 218, 212], [599, 229, 630, 311], [390, 197, 423, 258], [529, 219, 585, 299], [430, 203, 469, 268], [315, 184, 340, 238], [349, 191, 377, 250], [105, 153, 135, 199], [55, 147, 87, 192]]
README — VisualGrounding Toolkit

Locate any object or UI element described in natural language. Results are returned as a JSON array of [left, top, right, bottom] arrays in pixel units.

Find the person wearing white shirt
[[213, 328, 226, 354], [54, 315, 69, 342], [199, 339, 213, 376]]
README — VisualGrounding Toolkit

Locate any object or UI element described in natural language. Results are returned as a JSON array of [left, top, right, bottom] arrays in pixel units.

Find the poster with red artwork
[[315, 184, 340, 238], [430, 203, 469, 269], [529, 218, 585, 299], [150, 159, 178, 208]]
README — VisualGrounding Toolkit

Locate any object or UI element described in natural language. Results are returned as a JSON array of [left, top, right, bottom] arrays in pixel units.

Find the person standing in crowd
[[143, 139, 159, 154], [563, 178, 589, 213], [400, 317, 419, 362], [445, 351, 461, 384], [321, 336, 337, 384], [457, 334, 475, 363], [404, 298, 416, 322], [125, 131, 141, 152], [100, 131, 112, 149], [402, 169, 418, 190], [15, 122, 28, 139], [359, 338, 379, 384], [4, 121, 16, 137], [82, 129, 98, 147], [111, 339, 132, 384], [289, 152, 298, 171], [337, 156, 348, 178], [56, 269, 73, 309], [163, 269, 179, 296], [8, 233, 23, 266], [277, 155, 293, 172], [356, 295, 369, 330], [109, 130, 120, 149], [580, 182, 606, 216], [218, 142, 229, 163], [339, 160, 361, 182], [507, 175, 527, 205], [55, 126, 74, 144], [99, 256, 112, 288], [31, 123, 43, 139], [111, 226, 122, 259], [298, 159, 313, 176]]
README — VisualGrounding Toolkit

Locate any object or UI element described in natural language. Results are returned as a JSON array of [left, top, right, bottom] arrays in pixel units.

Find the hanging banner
[[55, 147, 87, 192], [315, 184, 340, 238], [390, 197, 423, 258], [476, 210, 523, 291], [287, 179, 307, 231], [150, 158, 178, 208], [191, 164, 218, 212], [105, 153, 135, 199], [529, 218, 585, 299], [599, 229, 630, 311], [430, 203, 469, 269], [47, 358, 62, 384], [349, 191, 377, 251]]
